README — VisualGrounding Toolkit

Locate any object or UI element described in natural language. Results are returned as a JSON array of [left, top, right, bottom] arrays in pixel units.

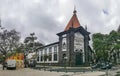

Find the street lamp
[[64, 56, 68, 73], [24, 51, 28, 68], [2, 55, 6, 70], [30, 32, 37, 52]]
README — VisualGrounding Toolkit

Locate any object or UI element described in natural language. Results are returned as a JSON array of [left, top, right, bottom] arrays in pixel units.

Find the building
[[37, 42, 59, 65], [37, 9, 92, 66]]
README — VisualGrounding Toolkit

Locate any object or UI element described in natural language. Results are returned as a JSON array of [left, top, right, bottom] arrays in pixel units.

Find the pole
[[65, 59, 67, 73], [64, 57, 67, 73], [2, 55, 6, 70]]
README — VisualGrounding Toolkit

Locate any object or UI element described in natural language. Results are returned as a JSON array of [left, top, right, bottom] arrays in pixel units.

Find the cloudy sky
[[0, 0, 120, 45]]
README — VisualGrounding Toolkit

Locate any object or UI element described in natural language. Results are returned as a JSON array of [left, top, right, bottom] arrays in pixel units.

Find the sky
[[0, 0, 120, 45]]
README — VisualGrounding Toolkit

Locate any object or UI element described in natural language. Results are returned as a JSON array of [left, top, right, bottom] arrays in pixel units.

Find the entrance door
[[75, 53, 83, 65]]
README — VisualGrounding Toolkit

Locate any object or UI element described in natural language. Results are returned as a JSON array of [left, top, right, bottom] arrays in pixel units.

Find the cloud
[[0, 0, 120, 45], [74, 0, 120, 34]]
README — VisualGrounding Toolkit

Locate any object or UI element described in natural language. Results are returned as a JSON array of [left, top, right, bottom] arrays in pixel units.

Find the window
[[49, 47, 52, 53], [41, 56, 43, 61], [44, 55, 48, 61], [41, 51, 43, 61], [54, 46, 57, 52], [53, 46, 57, 61], [62, 54, 66, 59], [63, 42, 66, 49], [37, 56, 39, 61], [48, 54, 52, 61], [54, 54, 57, 61], [44, 48, 47, 55], [48, 47, 52, 61], [62, 38, 67, 51]]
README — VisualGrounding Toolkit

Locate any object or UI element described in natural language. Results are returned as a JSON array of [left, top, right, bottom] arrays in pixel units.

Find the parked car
[[6, 60, 16, 69], [100, 62, 112, 70], [91, 62, 112, 70], [91, 63, 102, 69]]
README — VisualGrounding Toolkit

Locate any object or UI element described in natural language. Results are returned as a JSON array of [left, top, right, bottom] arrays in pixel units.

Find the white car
[[7, 60, 16, 69]]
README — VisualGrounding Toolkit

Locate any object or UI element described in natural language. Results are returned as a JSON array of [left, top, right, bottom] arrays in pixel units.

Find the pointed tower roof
[[64, 9, 81, 31]]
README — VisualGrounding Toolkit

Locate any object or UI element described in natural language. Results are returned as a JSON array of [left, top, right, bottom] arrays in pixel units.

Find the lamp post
[[24, 50, 28, 68], [64, 56, 68, 73], [30, 32, 37, 52], [30, 33, 34, 52], [2, 54, 6, 70]]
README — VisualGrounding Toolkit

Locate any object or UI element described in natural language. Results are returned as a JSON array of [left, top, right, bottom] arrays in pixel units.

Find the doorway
[[75, 53, 83, 65]]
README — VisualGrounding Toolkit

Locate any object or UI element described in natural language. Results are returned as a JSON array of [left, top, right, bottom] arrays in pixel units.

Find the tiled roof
[[64, 10, 81, 31]]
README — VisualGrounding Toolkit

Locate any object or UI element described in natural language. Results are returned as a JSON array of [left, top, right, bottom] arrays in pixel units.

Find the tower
[[57, 9, 91, 66]]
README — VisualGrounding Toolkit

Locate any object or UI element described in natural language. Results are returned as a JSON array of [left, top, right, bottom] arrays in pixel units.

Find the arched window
[[63, 42, 66, 49], [62, 54, 66, 59]]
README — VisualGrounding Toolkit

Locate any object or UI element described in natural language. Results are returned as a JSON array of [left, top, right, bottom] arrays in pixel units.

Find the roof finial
[[73, 5, 77, 14]]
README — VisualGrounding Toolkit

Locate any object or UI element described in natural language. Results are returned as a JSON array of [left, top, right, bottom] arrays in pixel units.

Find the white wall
[[37, 44, 59, 63]]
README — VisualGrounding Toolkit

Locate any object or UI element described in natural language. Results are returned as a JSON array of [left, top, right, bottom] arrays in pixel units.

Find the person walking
[[2, 61, 7, 70]]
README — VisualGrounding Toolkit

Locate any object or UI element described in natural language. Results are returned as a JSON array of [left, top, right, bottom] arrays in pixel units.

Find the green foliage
[[6, 52, 13, 57], [0, 54, 4, 62], [14, 47, 23, 53], [24, 33, 44, 53], [92, 30, 120, 62], [0, 29, 20, 62]]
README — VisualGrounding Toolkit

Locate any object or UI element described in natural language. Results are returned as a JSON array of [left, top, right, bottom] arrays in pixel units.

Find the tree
[[108, 30, 120, 63], [92, 30, 120, 64], [0, 29, 20, 54], [23, 33, 44, 68], [0, 28, 20, 68], [92, 33, 109, 62], [1, 29, 20, 49], [24, 33, 44, 53]]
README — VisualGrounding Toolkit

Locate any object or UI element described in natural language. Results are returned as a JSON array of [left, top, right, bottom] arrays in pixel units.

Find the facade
[[37, 42, 59, 65], [37, 10, 92, 66]]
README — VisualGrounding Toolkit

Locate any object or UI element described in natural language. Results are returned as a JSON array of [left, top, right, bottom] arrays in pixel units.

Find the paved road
[[0, 68, 73, 76], [0, 64, 107, 76], [2, 64, 120, 76], [0, 68, 105, 76]]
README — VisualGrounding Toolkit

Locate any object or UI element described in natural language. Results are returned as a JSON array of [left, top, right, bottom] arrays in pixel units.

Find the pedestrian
[[33, 60, 36, 68], [2, 61, 7, 70]]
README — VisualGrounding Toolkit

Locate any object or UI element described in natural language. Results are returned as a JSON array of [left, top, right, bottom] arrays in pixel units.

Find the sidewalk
[[72, 71, 105, 76], [29, 69, 106, 76], [35, 65, 106, 76], [34, 70, 106, 76]]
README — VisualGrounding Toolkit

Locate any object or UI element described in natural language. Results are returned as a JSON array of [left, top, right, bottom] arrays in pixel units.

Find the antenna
[[73, 5, 77, 14]]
